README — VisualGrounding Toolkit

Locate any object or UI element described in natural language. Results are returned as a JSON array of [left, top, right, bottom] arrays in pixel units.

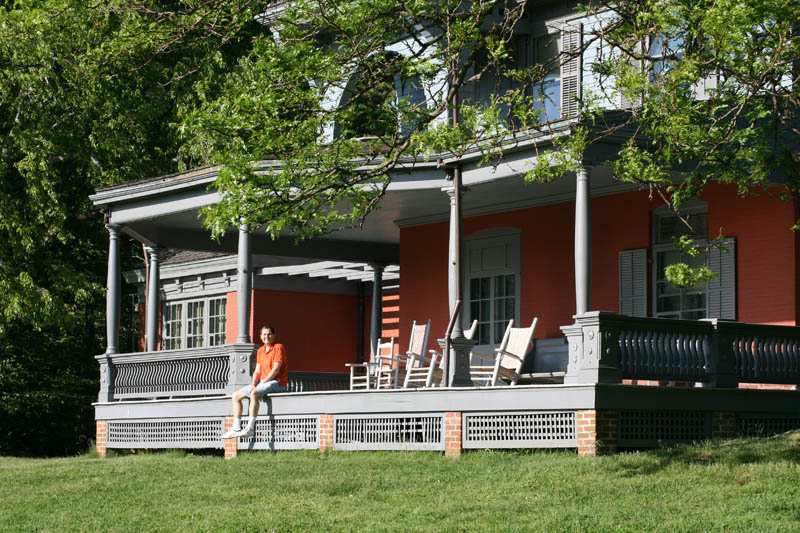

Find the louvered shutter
[[560, 23, 582, 119], [619, 248, 648, 317], [707, 238, 736, 320]]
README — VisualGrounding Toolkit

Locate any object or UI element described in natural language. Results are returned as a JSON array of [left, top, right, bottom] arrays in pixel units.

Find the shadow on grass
[[608, 430, 800, 477]]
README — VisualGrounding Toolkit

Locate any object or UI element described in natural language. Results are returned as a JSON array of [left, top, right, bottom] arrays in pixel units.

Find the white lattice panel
[[107, 418, 224, 448], [463, 411, 577, 449], [238, 416, 318, 450], [335, 414, 444, 451]]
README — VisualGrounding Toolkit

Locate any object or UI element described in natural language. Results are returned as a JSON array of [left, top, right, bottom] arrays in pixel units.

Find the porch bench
[[517, 337, 568, 384]]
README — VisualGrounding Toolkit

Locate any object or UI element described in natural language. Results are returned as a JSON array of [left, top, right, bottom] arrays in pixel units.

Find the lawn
[[1, 433, 799, 532]]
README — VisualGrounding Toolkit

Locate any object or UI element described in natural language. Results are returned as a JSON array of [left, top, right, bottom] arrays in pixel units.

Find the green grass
[[1, 433, 799, 532]]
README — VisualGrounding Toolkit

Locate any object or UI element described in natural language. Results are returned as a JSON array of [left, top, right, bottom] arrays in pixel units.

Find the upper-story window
[[464, 15, 581, 127], [335, 52, 428, 140], [163, 296, 227, 350], [531, 33, 563, 123]]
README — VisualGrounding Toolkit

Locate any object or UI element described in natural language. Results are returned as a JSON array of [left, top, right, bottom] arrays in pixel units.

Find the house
[[90, 2, 800, 458]]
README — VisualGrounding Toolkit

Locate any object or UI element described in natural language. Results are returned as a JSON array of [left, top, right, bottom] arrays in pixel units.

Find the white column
[[443, 185, 458, 320], [574, 165, 592, 316], [236, 224, 252, 343], [105, 224, 121, 355], [144, 246, 161, 352], [369, 264, 384, 357]]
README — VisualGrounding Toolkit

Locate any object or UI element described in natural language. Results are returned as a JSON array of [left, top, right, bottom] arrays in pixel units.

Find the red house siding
[[703, 184, 797, 325], [225, 289, 359, 372], [399, 185, 798, 353]]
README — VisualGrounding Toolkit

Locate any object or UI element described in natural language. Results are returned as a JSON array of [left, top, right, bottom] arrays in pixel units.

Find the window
[[464, 230, 520, 350], [163, 301, 183, 350], [462, 21, 581, 126], [469, 274, 516, 345], [619, 204, 736, 320], [162, 296, 227, 350], [335, 54, 400, 139], [531, 33, 562, 123], [652, 207, 709, 320]]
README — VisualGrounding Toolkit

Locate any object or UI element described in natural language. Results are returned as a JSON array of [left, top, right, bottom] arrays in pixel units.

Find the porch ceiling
[[99, 145, 636, 263]]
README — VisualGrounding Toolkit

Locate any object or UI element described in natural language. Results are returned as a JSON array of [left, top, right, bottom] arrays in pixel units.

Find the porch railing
[[96, 345, 351, 401], [561, 312, 800, 387], [96, 344, 255, 401], [287, 372, 349, 392]]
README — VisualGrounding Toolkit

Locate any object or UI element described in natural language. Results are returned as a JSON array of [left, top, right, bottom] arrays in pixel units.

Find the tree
[[179, 0, 798, 285], [0, 0, 265, 455]]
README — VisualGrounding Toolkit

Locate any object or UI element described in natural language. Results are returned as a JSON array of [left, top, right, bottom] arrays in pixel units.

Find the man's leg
[[222, 388, 247, 438], [238, 389, 262, 437]]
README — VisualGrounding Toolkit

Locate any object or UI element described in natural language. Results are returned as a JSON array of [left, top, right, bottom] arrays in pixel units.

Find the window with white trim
[[618, 204, 736, 320], [464, 230, 520, 350], [652, 206, 709, 320], [163, 296, 227, 350]]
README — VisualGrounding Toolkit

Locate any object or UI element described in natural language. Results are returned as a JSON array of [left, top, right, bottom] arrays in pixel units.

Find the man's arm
[[259, 362, 281, 384], [251, 363, 261, 389]]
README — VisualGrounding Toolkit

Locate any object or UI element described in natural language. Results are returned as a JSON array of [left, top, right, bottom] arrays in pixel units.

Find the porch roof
[[90, 136, 639, 263]]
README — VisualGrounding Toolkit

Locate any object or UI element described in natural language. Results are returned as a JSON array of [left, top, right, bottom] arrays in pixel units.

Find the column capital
[[144, 246, 163, 262], [441, 184, 470, 200], [105, 223, 122, 236]]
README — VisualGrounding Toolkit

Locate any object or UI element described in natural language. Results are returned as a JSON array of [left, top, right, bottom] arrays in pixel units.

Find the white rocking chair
[[470, 318, 538, 386], [346, 337, 397, 390], [400, 319, 435, 388]]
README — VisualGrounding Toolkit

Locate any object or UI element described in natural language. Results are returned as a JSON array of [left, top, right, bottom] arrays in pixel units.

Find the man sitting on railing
[[222, 325, 288, 439]]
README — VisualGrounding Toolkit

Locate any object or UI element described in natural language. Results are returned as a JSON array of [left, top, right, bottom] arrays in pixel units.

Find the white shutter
[[707, 238, 736, 320], [560, 23, 582, 119], [619, 248, 648, 317]]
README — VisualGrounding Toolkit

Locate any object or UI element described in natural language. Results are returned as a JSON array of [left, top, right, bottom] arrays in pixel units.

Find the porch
[[94, 312, 800, 458]]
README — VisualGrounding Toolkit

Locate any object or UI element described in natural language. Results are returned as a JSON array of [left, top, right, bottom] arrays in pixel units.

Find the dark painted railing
[[287, 372, 349, 392], [562, 312, 800, 387]]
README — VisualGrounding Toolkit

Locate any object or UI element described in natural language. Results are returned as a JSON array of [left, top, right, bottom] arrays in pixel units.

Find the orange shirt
[[255, 343, 288, 388]]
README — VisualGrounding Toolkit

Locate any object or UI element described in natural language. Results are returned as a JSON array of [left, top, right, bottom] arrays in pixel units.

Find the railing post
[[226, 343, 256, 394], [561, 311, 622, 384], [703, 319, 739, 388], [96, 355, 114, 402]]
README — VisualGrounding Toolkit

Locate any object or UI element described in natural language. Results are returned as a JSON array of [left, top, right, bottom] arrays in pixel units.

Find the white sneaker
[[221, 428, 240, 439], [237, 426, 254, 438]]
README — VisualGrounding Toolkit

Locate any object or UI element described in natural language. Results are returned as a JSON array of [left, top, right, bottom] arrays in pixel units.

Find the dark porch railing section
[[562, 312, 800, 387], [287, 372, 349, 392]]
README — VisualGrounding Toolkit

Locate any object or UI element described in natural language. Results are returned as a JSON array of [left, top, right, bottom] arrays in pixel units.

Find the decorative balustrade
[[96, 346, 352, 401], [562, 312, 800, 387], [96, 344, 254, 401], [715, 321, 800, 384]]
